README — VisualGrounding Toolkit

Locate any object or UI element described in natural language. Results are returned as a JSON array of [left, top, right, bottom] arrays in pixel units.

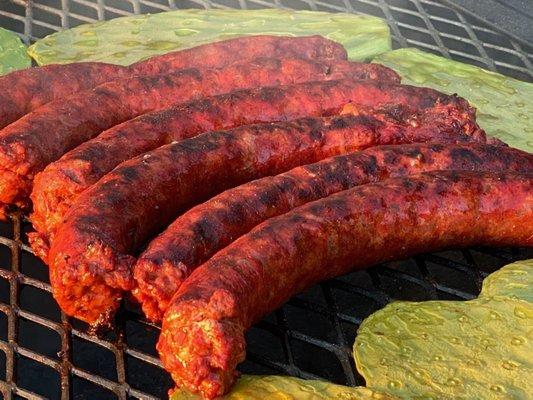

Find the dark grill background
[[0, 1, 532, 399]]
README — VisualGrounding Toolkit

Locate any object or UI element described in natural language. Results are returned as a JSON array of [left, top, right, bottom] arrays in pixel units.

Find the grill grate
[[0, 1, 532, 399]]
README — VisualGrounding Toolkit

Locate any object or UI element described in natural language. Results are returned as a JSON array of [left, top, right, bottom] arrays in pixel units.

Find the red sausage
[[158, 171, 533, 399], [0, 63, 128, 129], [2, 57, 393, 220], [128, 34, 348, 75], [134, 142, 533, 321], [30, 79, 480, 260], [47, 109, 486, 326], [0, 35, 344, 130]]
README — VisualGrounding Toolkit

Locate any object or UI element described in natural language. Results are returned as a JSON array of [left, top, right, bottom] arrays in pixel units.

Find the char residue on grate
[[0, 0, 532, 399]]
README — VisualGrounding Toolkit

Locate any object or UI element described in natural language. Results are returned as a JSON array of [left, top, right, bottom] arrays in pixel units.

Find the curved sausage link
[[47, 109, 485, 326], [0, 35, 345, 130], [134, 142, 533, 321], [0, 63, 128, 129], [128, 34, 349, 75], [30, 79, 479, 259], [158, 171, 533, 399], [4, 57, 387, 219]]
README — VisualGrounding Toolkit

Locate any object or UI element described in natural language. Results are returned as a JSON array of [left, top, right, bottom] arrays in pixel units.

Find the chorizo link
[[0, 35, 344, 129], [2, 57, 389, 219], [134, 142, 533, 321], [30, 80, 481, 259], [0, 63, 128, 129], [128, 34, 348, 75], [47, 111, 486, 326], [158, 171, 533, 399]]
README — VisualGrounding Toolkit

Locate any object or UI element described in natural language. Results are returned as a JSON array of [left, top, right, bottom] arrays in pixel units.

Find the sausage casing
[[158, 171, 533, 399], [47, 108, 485, 326], [30, 79, 479, 259], [134, 142, 533, 321], [4, 57, 391, 219], [0, 35, 345, 129]]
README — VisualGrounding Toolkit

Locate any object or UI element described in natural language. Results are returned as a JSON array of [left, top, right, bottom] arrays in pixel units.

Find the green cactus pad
[[0, 28, 31, 75], [28, 9, 391, 66], [171, 375, 398, 399], [355, 259, 533, 399]]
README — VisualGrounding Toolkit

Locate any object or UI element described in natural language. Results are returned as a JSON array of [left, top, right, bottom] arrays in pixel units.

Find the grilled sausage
[[134, 142, 533, 321], [158, 171, 533, 399], [127, 34, 349, 75], [47, 109, 487, 326], [0, 63, 128, 129], [0, 35, 344, 130], [2, 58, 392, 220], [30, 80, 481, 260]]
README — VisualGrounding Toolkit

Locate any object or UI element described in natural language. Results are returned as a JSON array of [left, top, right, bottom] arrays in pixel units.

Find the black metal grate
[[0, 1, 532, 399]]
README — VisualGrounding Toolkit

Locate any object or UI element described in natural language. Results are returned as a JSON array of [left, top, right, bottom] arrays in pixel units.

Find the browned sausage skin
[[0, 35, 345, 130], [29, 64, 400, 254], [127, 34, 349, 75], [31, 80, 478, 261], [3, 57, 386, 221], [133, 142, 533, 322], [0, 63, 128, 129], [158, 171, 533, 399], [1, 35, 352, 220], [47, 101, 485, 327]]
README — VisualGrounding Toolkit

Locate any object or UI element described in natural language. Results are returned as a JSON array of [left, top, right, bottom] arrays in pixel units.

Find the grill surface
[[0, 1, 532, 399]]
